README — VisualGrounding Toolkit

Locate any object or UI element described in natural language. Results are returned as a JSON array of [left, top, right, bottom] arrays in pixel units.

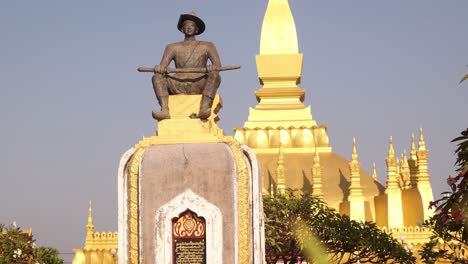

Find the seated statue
[[151, 12, 221, 121]]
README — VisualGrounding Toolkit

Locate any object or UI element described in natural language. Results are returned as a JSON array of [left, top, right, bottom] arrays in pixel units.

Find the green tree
[[0, 223, 63, 264], [420, 128, 468, 263], [34, 247, 63, 264], [264, 191, 415, 263]]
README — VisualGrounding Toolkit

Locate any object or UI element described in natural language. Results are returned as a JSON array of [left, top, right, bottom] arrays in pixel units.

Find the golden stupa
[[233, 0, 433, 229], [72, 0, 438, 263]]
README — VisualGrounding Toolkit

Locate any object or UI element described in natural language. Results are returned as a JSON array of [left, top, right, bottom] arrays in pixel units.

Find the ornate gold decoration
[[275, 146, 286, 193], [127, 147, 145, 264], [223, 136, 250, 264], [72, 204, 119, 264], [173, 210, 206, 238]]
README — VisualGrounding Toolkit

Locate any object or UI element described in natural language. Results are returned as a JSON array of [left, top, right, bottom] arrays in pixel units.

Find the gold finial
[[402, 150, 408, 167], [314, 138, 320, 163], [372, 162, 377, 180], [190, 9, 196, 16], [276, 146, 286, 193], [418, 127, 426, 151], [410, 133, 417, 160], [396, 157, 400, 172], [388, 136, 395, 157], [278, 146, 284, 166], [260, 0, 298, 54], [88, 201, 93, 224], [352, 137, 358, 161], [400, 150, 411, 189], [86, 200, 94, 235]]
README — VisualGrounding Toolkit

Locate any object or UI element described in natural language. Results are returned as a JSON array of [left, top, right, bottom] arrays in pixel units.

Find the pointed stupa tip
[[88, 200, 92, 221], [277, 146, 284, 165], [190, 9, 196, 16], [372, 162, 378, 180], [260, 0, 299, 54], [388, 136, 395, 157], [314, 149, 320, 163], [401, 150, 409, 167], [313, 138, 320, 163], [410, 133, 417, 159], [419, 127, 426, 150], [87, 200, 94, 232], [352, 137, 358, 161]]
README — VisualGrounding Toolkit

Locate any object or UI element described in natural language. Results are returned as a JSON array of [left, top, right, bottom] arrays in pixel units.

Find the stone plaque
[[172, 210, 206, 264]]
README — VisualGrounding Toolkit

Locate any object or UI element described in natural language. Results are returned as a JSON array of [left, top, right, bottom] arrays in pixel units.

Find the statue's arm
[[207, 42, 222, 67], [159, 45, 175, 68]]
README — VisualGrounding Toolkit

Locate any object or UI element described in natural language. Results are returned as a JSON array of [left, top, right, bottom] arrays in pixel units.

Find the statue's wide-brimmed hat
[[177, 13, 205, 35]]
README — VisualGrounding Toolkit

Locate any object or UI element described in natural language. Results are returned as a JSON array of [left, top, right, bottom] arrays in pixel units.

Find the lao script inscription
[[172, 210, 206, 264]]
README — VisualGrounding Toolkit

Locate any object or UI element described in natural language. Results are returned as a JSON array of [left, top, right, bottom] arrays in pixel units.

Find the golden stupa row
[[72, 0, 437, 263]]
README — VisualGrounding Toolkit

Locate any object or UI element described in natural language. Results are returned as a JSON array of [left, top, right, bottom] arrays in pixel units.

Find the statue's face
[[182, 20, 198, 36]]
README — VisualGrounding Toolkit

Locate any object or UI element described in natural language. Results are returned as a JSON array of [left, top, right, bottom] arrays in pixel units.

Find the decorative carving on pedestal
[[154, 190, 222, 264]]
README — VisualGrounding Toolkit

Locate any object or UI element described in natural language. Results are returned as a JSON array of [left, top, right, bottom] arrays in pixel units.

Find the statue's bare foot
[[152, 110, 170, 121], [198, 95, 213, 121], [198, 108, 211, 121]]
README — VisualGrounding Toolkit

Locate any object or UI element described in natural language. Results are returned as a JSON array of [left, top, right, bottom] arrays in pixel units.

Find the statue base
[[117, 94, 265, 264], [139, 94, 224, 146]]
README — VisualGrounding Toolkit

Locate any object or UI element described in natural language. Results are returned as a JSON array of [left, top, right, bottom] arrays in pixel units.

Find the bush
[[0, 223, 63, 264], [264, 190, 415, 263]]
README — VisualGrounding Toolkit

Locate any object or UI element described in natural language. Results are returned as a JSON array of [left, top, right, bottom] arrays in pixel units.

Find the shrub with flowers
[[0, 223, 63, 264], [420, 128, 468, 263]]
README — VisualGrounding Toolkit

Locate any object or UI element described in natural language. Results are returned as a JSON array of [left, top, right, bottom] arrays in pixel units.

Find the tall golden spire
[[416, 128, 429, 183], [409, 133, 418, 187], [418, 127, 426, 151], [400, 151, 411, 189], [386, 136, 398, 191], [234, 0, 331, 155], [410, 133, 417, 160], [311, 141, 323, 198], [275, 146, 286, 193], [388, 136, 395, 158], [86, 201, 94, 240], [254, 0, 308, 112], [260, 0, 298, 55], [415, 127, 434, 220], [348, 138, 364, 221], [385, 137, 404, 227], [351, 137, 358, 161], [372, 162, 378, 181], [349, 138, 363, 195]]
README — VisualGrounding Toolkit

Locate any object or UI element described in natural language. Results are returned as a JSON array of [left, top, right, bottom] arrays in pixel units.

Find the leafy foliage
[[35, 247, 63, 264], [420, 128, 468, 263], [264, 191, 415, 263], [0, 223, 63, 264]]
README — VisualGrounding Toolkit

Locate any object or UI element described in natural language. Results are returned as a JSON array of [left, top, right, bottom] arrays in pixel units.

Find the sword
[[137, 65, 241, 73]]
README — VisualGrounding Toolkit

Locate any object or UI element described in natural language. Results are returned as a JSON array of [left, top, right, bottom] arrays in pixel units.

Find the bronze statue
[[138, 12, 239, 121]]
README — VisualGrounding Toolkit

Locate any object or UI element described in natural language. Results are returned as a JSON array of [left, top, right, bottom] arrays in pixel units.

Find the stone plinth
[[117, 94, 264, 264]]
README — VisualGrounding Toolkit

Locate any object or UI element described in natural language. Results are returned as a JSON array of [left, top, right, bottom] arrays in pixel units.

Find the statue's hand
[[155, 65, 167, 74], [206, 65, 216, 73]]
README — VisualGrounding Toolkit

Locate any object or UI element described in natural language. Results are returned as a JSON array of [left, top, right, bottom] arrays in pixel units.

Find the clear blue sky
[[1, 1, 467, 262]]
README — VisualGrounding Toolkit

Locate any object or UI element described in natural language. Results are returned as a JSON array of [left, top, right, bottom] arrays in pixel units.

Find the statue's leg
[[199, 72, 221, 121], [151, 74, 171, 121]]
